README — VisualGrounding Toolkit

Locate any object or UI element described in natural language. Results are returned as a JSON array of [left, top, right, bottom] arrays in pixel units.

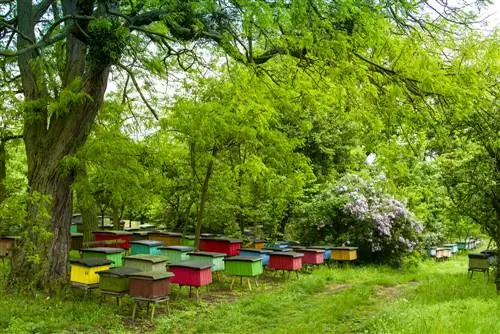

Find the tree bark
[[0, 142, 6, 203]]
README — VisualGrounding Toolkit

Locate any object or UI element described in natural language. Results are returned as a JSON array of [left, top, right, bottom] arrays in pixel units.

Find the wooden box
[[435, 247, 451, 259], [80, 247, 125, 267], [251, 239, 266, 249], [181, 235, 196, 247], [308, 246, 333, 261], [158, 246, 194, 264], [123, 255, 168, 272], [128, 271, 175, 299], [148, 231, 182, 246], [331, 247, 358, 261], [187, 251, 226, 272], [239, 248, 272, 266], [98, 267, 141, 292], [130, 240, 163, 255], [268, 252, 303, 271], [169, 261, 213, 287], [70, 258, 112, 285], [92, 231, 133, 249], [224, 256, 263, 277], [301, 249, 325, 265], [443, 244, 458, 254], [0, 236, 18, 257], [70, 233, 83, 250], [199, 237, 242, 256], [131, 231, 150, 241], [468, 253, 489, 270]]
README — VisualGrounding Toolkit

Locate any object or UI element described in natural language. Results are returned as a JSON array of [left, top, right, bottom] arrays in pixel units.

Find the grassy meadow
[[0, 253, 498, 333]]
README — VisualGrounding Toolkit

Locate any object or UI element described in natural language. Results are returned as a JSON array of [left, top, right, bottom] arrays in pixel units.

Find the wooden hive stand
[[131, 296, 170, 321]]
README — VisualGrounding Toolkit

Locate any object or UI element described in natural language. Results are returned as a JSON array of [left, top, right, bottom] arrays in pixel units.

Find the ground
[[0, 253, 498, 333]]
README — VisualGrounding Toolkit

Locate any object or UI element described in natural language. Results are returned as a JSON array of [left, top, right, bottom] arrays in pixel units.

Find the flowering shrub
[[296, 174, 424, 266]]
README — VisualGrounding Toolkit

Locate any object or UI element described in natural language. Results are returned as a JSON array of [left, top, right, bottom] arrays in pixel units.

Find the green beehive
[[130, 240, 163, 255], [123, 254, 168, 272], [158, 246, 194, 264], [224, 256, 263, 277], [80, 247, 125, 267], [187, 251, 226, 272], [181, 235, 196, 247], [98, 267, 141, 292]]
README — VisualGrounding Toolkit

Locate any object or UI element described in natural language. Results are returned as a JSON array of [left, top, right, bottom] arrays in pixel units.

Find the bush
[[296, 174, 424, 267]]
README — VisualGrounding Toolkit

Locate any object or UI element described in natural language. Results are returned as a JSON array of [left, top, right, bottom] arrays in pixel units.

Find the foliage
[[296, 173, 424, 266]]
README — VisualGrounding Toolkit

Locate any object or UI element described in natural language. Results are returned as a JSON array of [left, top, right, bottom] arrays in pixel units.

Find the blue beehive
[[239, 248, 273, 266], [308, 246, 333, 260], [130, 240, 163, 255]]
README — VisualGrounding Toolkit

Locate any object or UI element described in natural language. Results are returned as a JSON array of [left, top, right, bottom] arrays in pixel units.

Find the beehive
[[130, 240, 163, 255], [158, 246, 194, 264], [70, 258, 112, 285], [331, 247, 358, 261], [268, 252, 303, 271], [70, 233, 83, 251], [239, 248, 272, 266], [148, 231, 182, 246], [199, 237, 242, 256], [0, 236, 18, 258], [80, 247, 125, 267], [128, 271, 175, 299], [187, 251, 226, 272], [92, 231, 133, 249], [224, 256, 263, 277], [98, 267, 141, 292], [308, 246, 333, 261], [443, 244, 458, 254], [169, 261, 213, 287], [301, 249, 325, 265], [181, 235, 196, 247], [131, 231, 150, 241], [123, 254, 168, 272]]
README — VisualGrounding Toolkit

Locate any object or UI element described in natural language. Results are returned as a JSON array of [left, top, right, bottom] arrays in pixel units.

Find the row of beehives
[[70, 240, 359, 301], [427, 239, 481, 260]]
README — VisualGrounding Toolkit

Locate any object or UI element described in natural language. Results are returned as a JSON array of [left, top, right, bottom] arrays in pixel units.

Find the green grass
[[0, 254, 498, 333]]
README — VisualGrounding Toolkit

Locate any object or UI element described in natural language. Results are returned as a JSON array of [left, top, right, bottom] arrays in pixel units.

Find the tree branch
[[115, 62, 159, 120]]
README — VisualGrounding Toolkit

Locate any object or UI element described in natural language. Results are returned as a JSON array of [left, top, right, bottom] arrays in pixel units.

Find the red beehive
[[199, 237, 242, 256], [169, 261, 213, 287], [92, 231, 133, 249], [268, 252, 304, 271], [127, 271, 175, 299], [301, 249, 325, 265]]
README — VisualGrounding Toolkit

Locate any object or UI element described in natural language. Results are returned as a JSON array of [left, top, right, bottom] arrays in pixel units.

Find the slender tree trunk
[[0, 142, 6, 203], [194, 148, 217, 249], [112, 205, 121, 229]]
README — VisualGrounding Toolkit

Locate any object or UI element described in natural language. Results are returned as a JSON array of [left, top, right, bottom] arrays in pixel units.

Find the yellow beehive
[[332, 247, 358, 261], [70, 258, 113, 285]]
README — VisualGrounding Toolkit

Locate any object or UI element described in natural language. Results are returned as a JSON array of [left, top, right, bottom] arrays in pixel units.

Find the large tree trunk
[[10, 0, 111, 288]]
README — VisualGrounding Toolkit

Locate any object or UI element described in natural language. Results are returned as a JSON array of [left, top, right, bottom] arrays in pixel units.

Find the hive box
[[263, 247, 292, 252], [123, 255, 168, 272], [239, 248, 272, 266], [80, 247, 125, 267], [130, 240, 163, 255], [148, 231, 182, 246], [457, 241, 467, 250], [251, 239, 266, 249], [187, 251, 226, 272], [128, 271, 175, 299], [268, 252, 304, 271], [70, 233, 83, 250], [427, 247, 437, 257], [98, 267, 141, 292], [435, 247, 451, 259], [181, 235, 196, 247], [301, 249, 325, 265], [70, 258, 112, 285], [224, 256, 263, 277], [264, 243, 289, 251], [443, 244, 458, 254], [0, 236, 18, 257], [199, 237, 242, 256], [331, 247, 358, 261], [468, 253, 489, 270], [159, 246, 194, 264], [131, 231, 150, 241], [308, 246, 333, 261], [92, 231, 133, 249], [169, 261, 213, 287]]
